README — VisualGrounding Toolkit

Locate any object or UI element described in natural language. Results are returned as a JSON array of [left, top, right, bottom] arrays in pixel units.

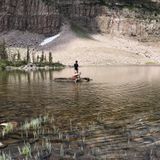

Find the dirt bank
[[0, 25, 160, 66]]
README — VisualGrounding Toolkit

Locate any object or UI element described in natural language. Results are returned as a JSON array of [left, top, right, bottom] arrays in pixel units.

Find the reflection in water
[[0, 66, 160, 121], [1, 66, 160, 158]]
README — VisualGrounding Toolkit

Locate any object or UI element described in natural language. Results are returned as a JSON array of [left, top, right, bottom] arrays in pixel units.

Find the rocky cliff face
[[65, 0, 160, 41], [94, 5, 160, 41], [0, 0, 160, 41], [0, 0, 61, 35]]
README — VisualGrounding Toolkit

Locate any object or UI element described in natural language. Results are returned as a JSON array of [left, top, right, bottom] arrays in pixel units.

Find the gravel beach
[[0, 25, 160, 66]]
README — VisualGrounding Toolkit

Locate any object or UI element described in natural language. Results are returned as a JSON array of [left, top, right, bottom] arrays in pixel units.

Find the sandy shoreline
[[1, 25, 160, 66]]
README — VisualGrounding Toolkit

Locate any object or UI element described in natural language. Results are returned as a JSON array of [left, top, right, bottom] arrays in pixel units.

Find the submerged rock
[[23, 63, 37, 71], [0, 142, 8, 149], [0, 121, 18, 128]]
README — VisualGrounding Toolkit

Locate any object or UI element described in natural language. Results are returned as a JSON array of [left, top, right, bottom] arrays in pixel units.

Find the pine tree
[[37, 55, 40, 63], [40, 51, 44, 63], [26, 46, 30, 63], [17, 50, 21, 61], [0, 40, 8, 60], [49, 52, 53, 65], [44, 55, 47, 62], [32, 54, 35, 63], [12, 54, 16, 62]]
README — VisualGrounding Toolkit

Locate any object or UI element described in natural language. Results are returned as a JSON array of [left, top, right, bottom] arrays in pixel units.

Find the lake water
[[0, 66, 160, 159]]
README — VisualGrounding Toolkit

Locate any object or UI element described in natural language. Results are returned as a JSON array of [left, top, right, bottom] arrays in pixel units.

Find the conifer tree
[[49, 52, 53, 65], [26, 46, 30, 63], [17, 50, 21, 61], [0, 40, 8, 60], [40, 51, 44, 63]]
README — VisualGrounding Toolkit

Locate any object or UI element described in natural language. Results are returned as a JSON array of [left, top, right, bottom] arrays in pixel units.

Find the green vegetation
[[0, 60, 8, 70], [35, 61, 64, 68], [0, 41, 26, 70], [0, 40, 8, 60], [0, 59, 64, 71], [145, 61, 157, 65], [26, 47, 30, 63], [40, 51, 45, 63], [0, 153, 12, 160], [0, 113, 160, 159], [0, 60, 27, 70], [49, 52, 53, 64], [0, 41, 9, 70], [2, 123, 14, 137], [18, 143, 32, 158], [0, 41, 65, 71], [0, 114, 92, 159]]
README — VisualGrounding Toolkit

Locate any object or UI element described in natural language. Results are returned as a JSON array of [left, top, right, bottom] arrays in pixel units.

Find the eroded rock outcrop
[[95, 6, 160, 41], [65, 0, 160, 41], [0, 0, 160, 41], [0, 0, 61, 35]]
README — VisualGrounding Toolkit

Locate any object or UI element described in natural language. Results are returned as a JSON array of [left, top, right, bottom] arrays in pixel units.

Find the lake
[[0, 66, 160, 159]]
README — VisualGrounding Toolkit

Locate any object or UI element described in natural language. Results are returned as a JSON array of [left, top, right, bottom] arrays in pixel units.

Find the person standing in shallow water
[[74, 60, 79, 73], [72, 61, 80, 82]]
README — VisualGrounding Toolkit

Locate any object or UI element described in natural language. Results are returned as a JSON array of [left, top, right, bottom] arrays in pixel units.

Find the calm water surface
[[0, 66, 160, 158]]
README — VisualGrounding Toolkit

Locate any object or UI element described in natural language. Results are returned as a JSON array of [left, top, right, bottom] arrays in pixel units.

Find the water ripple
[[1, 67, 160, 159]]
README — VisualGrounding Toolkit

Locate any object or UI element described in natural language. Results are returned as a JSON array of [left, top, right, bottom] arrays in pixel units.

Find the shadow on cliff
[[57, 0, 160, 37]]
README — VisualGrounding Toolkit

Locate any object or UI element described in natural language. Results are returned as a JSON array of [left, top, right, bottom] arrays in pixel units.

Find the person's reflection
[[27, 72, 31, 84], [73, 83, 81, 102]]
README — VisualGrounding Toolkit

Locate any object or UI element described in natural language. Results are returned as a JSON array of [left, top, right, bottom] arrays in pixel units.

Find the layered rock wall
[[95, 7, 160, 41], [0, 0, 61, 35], [0, 0, 159, 40], [56, 0, 160, 41]]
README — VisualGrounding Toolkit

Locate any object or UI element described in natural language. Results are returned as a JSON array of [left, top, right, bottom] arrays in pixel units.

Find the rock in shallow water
[[0, 142, 8, 149]]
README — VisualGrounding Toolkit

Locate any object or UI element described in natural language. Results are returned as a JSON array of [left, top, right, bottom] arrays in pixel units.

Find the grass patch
[[145, 61, 157, 65], [0, 113, 160, 159], [0, 152, 12, 160]]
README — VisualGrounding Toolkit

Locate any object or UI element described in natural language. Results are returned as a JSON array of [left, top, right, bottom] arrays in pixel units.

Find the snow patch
[[40, 33, 61, 46]]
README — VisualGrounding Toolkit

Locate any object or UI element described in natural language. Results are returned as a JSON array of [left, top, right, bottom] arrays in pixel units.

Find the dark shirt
[[74, 63, 79, 71]]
